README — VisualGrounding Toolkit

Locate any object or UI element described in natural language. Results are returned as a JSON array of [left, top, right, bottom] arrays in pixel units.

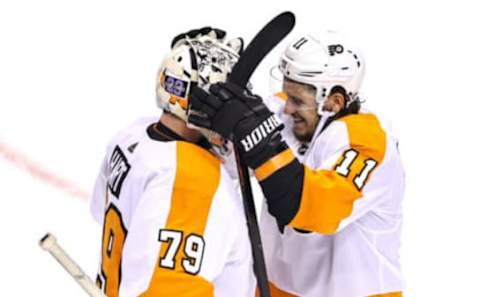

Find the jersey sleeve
[[90, 118, 154, 224], [90, 154, 108, 223], [256, 113, 388, 235]]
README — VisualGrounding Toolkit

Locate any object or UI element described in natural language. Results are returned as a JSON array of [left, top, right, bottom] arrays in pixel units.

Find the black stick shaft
[[228, 12, 295, 297], [234, 149, 271, 297]]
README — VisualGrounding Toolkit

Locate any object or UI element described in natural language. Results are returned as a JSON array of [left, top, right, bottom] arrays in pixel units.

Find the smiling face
[[282, 78, 346, 142], [282, 79, 320, 142]]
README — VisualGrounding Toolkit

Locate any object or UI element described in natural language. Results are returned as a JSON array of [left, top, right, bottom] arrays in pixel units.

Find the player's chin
[[293, 122, 317, 142], [293, 120, 306, 133], [293, 125, 307, 139]]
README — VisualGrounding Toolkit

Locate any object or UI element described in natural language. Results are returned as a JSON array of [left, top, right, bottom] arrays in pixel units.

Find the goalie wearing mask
[[90, 28, 255, 297]]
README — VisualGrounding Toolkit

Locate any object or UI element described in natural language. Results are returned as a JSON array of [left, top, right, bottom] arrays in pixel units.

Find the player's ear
[[327, 91, 346, 112], [226, 38, 244, 55]]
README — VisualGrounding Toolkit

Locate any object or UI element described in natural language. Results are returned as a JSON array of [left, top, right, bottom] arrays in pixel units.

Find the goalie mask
[[156, 35, 242, 154], [273, 31, 365, 115]]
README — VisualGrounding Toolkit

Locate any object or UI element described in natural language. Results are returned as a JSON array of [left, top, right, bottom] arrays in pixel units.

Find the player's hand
[[189, 82, 286, 168], [171, 27, 226, 49]]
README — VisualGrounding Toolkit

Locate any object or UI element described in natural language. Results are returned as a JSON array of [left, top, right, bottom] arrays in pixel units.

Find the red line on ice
[[0, 142, 90, 200]]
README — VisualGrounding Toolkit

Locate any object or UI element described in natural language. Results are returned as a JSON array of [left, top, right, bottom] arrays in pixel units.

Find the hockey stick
[[228, 11, 295, 297], [39, 233, 106, 297]]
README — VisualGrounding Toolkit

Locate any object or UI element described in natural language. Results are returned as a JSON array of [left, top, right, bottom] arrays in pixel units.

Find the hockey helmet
[[278, 31, 365, 114]]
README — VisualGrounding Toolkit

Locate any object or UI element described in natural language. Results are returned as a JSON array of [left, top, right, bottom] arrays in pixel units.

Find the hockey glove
[[189, 82, 287, 168]]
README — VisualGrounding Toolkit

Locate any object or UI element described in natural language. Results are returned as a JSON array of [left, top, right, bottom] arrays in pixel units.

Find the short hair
[[330, 85, 349, 100]]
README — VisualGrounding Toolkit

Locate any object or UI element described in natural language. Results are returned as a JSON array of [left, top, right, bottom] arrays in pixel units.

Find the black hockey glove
[[171, 27, 226, 49], [189, 82, 287, 168]]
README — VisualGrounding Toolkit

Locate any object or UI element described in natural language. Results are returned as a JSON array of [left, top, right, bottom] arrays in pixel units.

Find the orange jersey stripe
[[140, 142, 220, 296], [101, 204, 127, 297], [255, 149, 295, 181], [334, 114, 386, 191], [289, 167, 362, 234], [338, 113, 386, 164]]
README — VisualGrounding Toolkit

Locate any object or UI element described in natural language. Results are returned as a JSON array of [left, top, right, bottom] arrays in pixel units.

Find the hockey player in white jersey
[[189, 31, 405, 297], [90, 28, 255, 297]]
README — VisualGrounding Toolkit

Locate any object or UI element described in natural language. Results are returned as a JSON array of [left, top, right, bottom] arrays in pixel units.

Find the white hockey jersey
[[258, 94, 405, 297], [90, 117, 255, 297]]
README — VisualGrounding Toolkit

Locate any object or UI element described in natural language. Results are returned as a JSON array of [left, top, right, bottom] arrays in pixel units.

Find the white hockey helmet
[[156, 35, 243, 121], [278, 31, 365, 114]]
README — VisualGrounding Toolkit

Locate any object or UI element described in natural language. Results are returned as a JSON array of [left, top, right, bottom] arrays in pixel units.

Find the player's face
[[282, 80, 319, 142]]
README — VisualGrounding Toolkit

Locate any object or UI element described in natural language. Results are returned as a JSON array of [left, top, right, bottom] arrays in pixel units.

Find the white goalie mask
[[156, 35, 242, 155], [274, 31, 365, 115]]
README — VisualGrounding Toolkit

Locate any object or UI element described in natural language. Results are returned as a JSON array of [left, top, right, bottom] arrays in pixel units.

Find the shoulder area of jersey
[[172, 141, 227, 198], [339, 108, 396, 137], [321, 111, 388, 157], [143, 136, 223, 169], [106, 117, 159, 149], [332, 109, 383, 130]]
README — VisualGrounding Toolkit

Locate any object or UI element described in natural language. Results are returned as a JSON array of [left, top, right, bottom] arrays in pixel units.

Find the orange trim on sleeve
[[288, 166, 362, 234], [288, 113, 388, 234], [140, 142, 220, 296], [254, 149, 295, 181]]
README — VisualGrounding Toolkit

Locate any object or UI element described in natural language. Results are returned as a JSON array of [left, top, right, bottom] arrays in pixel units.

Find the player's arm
[[256, 114, 387, 234], [90, 154, 109, 223], [255, 147, 380, 234], [188, 83, 384, 234]]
